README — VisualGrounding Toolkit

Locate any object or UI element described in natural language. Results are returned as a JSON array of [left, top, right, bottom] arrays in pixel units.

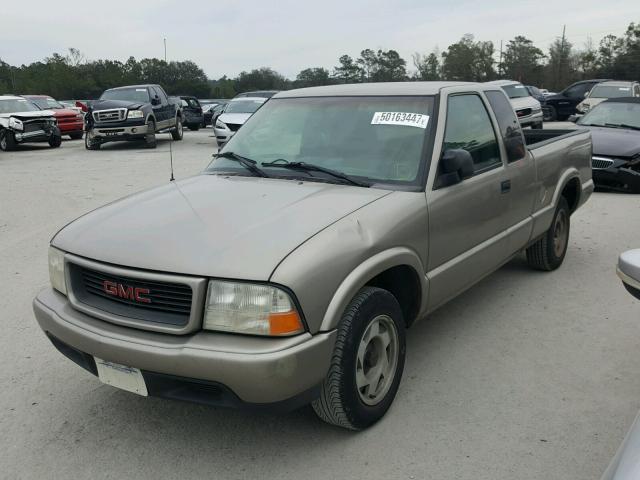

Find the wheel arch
[[319, 247, 428, 332], [551, 169, 582, 213]]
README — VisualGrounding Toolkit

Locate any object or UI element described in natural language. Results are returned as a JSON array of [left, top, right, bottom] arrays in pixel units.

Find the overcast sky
[[1, 0, 638, 79]]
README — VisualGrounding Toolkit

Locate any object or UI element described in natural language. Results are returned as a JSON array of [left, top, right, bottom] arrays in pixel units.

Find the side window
[[565, 83, 590, 98], [442, 94, 501, 173], [485, 91, 526, 163]]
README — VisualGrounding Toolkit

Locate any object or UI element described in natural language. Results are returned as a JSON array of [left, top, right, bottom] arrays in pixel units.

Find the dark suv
[[179, 96, 204, 131], [545, 79, 610, 121]]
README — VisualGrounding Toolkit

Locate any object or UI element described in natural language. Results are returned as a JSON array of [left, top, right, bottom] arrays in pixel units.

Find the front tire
[[171, 117, 184, 140], [312, 286, 406, 430], [547, 106, 557, 122], [48, 134, 62, 148], [85, 132, 100, 150], [526, 196, 570, 271], [188, 124, 200, 131], [145, 119, 157, 149], [0, 129, 17, 151]]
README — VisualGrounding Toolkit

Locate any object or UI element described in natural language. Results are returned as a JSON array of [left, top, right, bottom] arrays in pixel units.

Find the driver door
[[426, 92, 512, 310]]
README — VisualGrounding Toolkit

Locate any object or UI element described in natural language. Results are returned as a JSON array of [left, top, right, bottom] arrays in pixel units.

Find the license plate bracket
[[95, 358, 148, 396]]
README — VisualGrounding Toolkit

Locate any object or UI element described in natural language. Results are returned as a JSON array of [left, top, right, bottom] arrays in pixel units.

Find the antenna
[[164, 36, 175, 182]]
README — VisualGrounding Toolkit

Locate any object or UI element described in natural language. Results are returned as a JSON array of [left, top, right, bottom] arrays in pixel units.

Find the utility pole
[[499, 40, 503, 78], [163, 38, 167, 62], [557, 25, 566, 88]]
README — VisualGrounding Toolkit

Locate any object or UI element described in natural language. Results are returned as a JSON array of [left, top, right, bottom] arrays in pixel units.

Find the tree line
[[1, 22, 638, 100]]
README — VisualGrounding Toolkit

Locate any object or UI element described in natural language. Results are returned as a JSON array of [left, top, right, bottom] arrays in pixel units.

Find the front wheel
[[312, 286, 406, 430], [526, 196, 570, 271], [546, 106, 557, 122], [48, 134, 62, 148], [145, 120, 157, 148], [171, 117, 184, 140], [85, 132, 100, 150], [0, 129, 17, 151]]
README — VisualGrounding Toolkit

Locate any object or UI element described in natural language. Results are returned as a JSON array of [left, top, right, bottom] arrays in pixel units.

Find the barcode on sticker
[[371, 112, 429, 129]]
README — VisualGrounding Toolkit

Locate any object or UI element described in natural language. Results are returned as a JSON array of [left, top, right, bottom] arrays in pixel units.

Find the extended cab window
[[564, 83, 591, 98], [442, 94, 501, 173], [485, 91, 526, 163]]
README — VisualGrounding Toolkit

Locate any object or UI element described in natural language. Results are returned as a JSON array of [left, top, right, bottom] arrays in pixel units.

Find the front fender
[[318, 247, 428, 332]]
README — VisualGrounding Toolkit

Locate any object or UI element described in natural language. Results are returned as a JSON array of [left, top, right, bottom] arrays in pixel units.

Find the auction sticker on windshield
[[371, 112, 429, 129]]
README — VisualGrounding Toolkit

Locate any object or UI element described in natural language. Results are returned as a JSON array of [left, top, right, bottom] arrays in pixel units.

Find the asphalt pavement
[[1, 127, 639, 480]]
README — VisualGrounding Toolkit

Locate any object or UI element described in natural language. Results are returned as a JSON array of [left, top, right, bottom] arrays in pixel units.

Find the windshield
[[29, 97, 64, 109], [0, 99, 40, 113], [589, 85, 634, 99], [225, 99, 265, 114], [205, 96, 435, 186], [501, 84, 530, 99], [100, 88, 150, 103], [578, 102, 640, 129]]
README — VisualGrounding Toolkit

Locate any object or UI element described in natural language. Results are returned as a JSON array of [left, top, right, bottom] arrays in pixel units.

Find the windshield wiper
[[605, 123, 640, 131], [261, 160, 369, 187], [215, 152, 269, 178]]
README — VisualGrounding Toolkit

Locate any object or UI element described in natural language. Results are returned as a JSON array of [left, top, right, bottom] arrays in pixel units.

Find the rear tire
[[69, 132, 83, 140], [0, 129, 16, 151], [171, 117, 184, 140], [312, 286, 406, 430], [48, 134, 62, 148], [145, 119, 157, 149], [547, 106, 557, 122], [526, 196, 570, 271], [188, 124, 200, 131]]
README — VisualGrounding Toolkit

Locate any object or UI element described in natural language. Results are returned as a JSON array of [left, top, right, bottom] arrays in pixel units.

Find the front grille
[[93, 108, 127, 123], [592, 157, 614, 169], [226, 123, 242, 132], [68, 264, 193, 326], [22, 119, 52, 134], [516, 108, 532, 118]]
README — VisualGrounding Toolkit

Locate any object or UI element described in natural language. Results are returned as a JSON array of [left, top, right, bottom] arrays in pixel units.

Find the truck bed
[[523, 129, 583, 149]]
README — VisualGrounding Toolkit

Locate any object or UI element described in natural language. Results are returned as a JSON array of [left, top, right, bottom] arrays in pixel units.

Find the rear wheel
[[69, 132, 83, 140], [188, 124, 200, 131], [0, 129, 16, 151], [48, 134, 62, 148], [145, 119, 157, 148], [312, 286, 406, 430], [526, 196, 570, 271], [547, 106, 557, 122], [171, 117, 184, 140]]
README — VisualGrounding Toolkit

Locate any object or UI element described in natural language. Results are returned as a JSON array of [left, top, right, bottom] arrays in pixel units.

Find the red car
[[21, 95, 84, 139]]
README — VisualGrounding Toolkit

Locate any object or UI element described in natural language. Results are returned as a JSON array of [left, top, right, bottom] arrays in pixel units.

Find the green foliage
[[412, 51, 441, 81], [234, 67, 290, 92], [293, 68, 333, 88], [500, 36, 545, 84], [442, 34, 495, 82]]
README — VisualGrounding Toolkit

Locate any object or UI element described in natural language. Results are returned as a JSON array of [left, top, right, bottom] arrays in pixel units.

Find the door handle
[[501, 180, 511, 194]]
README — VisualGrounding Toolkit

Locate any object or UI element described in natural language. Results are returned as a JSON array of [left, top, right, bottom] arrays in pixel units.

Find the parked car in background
[[214, 97, 266, 146], [0, 95, 62, 151], [545, 79, 610, 120], [210, 102, 228, 126], [525, 85, 553, 121], [234, 90, 279, 99], [576, 81, 640, 114], [576, 97, 640, 193], [85, 84, 183, 150], [179, 96, 204, 131], [34, 82, 593, 431], [488, 80, 543, 129], [22, 95, 84, 139], [202, 100, 228, 126], [599, 250, 640, 480]]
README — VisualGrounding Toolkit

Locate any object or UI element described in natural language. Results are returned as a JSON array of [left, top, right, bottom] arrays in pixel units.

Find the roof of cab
[[486, 80, 522, 87], [274, 81, 479, 98], [0, 95, 26, 100]]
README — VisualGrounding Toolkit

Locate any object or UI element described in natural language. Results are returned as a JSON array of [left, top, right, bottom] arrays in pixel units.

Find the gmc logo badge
[[102, 280, 151, 304]]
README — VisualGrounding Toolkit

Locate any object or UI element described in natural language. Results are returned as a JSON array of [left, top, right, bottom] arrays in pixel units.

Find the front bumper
[[214, 127, 235, 145], [593, 165, 640, 193], [33, 288, 335, 407], [518, 111, 544, 127], [15, 126, 60, 143], [88, 123, 149, 143]]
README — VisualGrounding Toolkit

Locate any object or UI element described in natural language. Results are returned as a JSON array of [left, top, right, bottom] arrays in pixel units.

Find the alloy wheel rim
[[553, 210, 568, 257], [355, 314, 399, 406]]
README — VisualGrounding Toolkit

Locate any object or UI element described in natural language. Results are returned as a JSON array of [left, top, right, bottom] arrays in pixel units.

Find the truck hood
[[90, 99, 146, 111], [0, 110, 55, 119], [218, 112, 252, 125], [52, 175, 390, 280], [580, 126, 640, 159], [509, 96, 541, 110]]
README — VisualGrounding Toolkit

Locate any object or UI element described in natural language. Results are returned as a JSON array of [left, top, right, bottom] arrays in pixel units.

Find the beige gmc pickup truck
[[34, 82, 593, 430]]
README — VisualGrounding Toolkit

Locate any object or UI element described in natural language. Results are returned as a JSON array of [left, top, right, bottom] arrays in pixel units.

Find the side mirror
[[584, 91, 590, 98], [151, 97, 160, 106], [437, 149, 475, 188]]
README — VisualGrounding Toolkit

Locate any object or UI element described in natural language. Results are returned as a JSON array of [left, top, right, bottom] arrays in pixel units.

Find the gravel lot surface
[[1, 127, 639, 480]]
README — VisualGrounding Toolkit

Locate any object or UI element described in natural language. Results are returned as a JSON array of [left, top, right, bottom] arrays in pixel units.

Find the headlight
[[215, 121, 227, 129], [9, 117, 23, 131], [127, 110, 144, 119], [203, 281, 304, 336], [48, 246, 67, 295]]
